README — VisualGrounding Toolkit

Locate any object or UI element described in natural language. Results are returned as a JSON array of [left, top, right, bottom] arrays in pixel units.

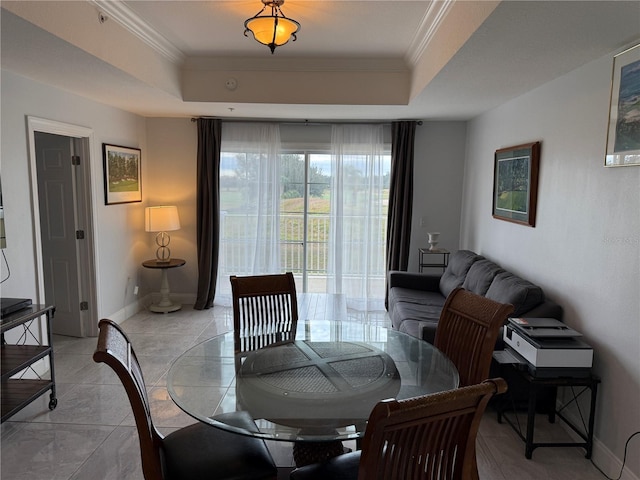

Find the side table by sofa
[[493, 355, 600, 459], [418, 248, 450, 272], [142, 258, 185, 313]]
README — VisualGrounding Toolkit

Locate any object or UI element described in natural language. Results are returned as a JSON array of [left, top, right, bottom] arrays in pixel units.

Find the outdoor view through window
[[218, 150, 391, 300]]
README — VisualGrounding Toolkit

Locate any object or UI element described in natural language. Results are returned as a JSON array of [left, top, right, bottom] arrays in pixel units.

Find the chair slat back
[[358, 378, 508, 480], [93, 319, 165, 480], [231, 272, 299, 355], [434, 288, 514, 387]]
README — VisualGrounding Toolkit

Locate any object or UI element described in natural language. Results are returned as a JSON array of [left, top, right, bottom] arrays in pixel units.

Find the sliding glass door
[[217, 123, 390, 308], [280, 152, 331, 292]]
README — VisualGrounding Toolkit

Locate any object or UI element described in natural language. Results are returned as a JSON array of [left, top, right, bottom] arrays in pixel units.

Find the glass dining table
[[167, 319, 459, 466]]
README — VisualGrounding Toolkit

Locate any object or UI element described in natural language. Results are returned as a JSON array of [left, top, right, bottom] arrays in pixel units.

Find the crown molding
[[87, 0, 184, 63], [406, 0, 455, 66]]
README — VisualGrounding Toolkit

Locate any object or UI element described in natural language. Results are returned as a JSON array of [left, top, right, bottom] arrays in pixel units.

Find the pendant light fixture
[[244, 0, 300, 54]]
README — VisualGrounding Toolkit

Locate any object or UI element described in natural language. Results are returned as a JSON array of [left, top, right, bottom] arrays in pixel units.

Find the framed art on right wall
[[493, 142, 540, 227], [605, 43, 640, 167]]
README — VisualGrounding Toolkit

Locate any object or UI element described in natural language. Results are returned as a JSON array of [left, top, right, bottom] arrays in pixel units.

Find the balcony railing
[[218, 212, 387, 289]]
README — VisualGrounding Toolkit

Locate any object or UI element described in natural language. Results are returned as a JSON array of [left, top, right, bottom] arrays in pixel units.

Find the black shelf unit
[[1, 305, 57, 422]]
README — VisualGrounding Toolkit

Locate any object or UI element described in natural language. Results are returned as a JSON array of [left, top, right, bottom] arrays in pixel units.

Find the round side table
[[142, 258, 185, 313]]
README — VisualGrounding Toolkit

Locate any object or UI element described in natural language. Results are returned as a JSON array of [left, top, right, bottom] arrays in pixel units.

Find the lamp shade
[[145, 206, 180, 233], [245, 15, 299, 49]]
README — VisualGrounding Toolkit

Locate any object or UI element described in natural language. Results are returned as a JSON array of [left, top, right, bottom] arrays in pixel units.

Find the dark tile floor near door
[[1, 295, 606, 479]]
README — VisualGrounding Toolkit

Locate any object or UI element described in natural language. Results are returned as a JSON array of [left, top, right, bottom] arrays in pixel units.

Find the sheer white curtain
[[215, 123, 282, 303], [328, 124, 387, 310]]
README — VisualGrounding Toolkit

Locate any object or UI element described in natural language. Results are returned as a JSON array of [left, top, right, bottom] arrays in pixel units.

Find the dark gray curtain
[[385, 121, 416, 306], [194, 118, 221, 310]]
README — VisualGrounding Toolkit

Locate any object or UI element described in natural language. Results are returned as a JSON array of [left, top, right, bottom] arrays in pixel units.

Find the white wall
[[143, 118, 198, 302], [409, 121, 467, 270], [0, 70, 148, 322], [462, 52, 640, 479]]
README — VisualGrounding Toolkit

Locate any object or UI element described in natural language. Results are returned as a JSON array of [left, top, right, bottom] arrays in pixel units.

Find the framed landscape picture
[[103, 144, 142, 204], [492, 142, 540, 227], [605, 43, 640, 167]]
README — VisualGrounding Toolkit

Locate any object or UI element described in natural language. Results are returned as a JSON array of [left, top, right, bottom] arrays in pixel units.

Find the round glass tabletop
[[167, 319, 459, 442]]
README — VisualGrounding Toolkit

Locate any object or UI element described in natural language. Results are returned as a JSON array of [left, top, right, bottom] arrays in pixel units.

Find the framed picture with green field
[[605, 42, 640, 167], [492, 141, 540, 227], [103, 143, 142, 205]]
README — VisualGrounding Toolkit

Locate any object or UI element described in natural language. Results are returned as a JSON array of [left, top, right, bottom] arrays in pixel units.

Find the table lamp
[[145, 206, 180, 262]]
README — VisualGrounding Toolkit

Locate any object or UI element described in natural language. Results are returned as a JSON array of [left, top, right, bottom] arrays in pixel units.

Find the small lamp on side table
[[145, 206, 180, 262]]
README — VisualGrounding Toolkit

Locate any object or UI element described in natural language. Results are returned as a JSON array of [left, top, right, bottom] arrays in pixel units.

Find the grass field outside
[[220, 188, 388, 275]]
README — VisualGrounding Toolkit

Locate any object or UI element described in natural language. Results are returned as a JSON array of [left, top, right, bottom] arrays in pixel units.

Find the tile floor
[[1, 297, 607, 479]]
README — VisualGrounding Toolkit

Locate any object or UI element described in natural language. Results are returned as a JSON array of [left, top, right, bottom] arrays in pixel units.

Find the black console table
[[494, 360, 600, 459], [1, 304, 57, 422]]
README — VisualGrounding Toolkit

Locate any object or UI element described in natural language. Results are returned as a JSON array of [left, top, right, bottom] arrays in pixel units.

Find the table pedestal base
[[149, 303, 182, 313], [293, 440, 346, 467], [149, 268, 181, 313]]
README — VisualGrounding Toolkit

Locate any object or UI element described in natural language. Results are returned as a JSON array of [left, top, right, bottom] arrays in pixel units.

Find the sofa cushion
[[462, 259, 504, 296], [389, 288, 447, 309], [485, 272, 545, 316], [388, 287, 446, 331], [439, 250, 482, 297], [390, 293, 443, 343], [397, 318, 439, 342]]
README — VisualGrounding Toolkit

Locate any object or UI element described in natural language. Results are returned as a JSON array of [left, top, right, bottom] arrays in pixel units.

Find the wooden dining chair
[[230, 271, 299, 356], [289, 378, 508, 480], [93, 319, 277, 480], [434, 287, 514, 387], [433, 287, 513, 479]]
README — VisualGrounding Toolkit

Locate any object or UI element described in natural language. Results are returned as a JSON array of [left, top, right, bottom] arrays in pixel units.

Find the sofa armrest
[[388, 271, 442, 292]]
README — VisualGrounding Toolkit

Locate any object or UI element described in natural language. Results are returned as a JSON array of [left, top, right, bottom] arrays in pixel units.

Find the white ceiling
[[1, 1, 639, 121]]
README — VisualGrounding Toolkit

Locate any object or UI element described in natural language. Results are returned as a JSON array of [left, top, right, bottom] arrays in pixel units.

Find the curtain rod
[[190, 117, 423, 126]]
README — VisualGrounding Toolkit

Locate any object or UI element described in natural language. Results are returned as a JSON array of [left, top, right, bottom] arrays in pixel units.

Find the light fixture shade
[[245, 0, 300, 54], [145, 206, 180, 233]]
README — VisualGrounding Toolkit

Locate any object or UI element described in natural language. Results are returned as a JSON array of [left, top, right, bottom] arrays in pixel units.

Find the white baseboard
[[559, 402, 639, 480], [590, 434, 639, 480], [106, 296, 146, 324], [105, 293, 200, 323], [146, 293, 198, 310]]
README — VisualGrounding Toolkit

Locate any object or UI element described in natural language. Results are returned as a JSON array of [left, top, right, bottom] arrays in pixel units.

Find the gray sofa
[[387, 249, 563, 344]]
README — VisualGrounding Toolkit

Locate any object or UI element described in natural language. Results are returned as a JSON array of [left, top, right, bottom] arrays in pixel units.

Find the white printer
[[502, 317, 593, 377]]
